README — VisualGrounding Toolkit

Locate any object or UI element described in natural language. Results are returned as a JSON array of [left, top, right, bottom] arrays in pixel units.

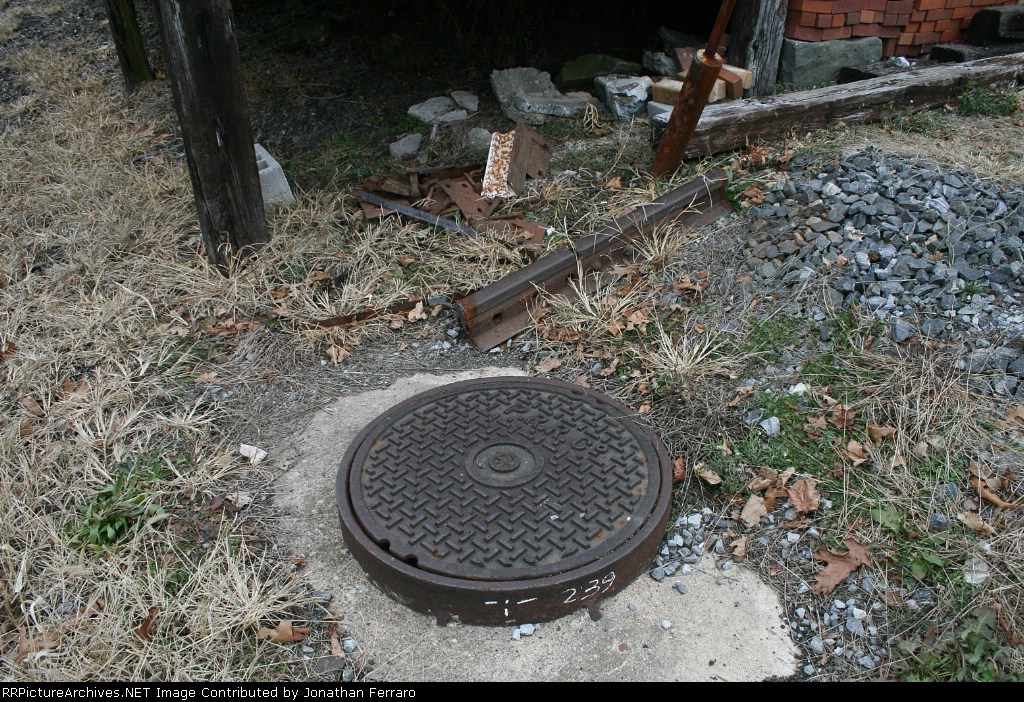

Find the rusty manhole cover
[[335, 376, 672, 626]]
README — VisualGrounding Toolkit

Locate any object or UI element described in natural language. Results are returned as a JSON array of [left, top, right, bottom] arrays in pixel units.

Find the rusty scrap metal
[[481, 130, 516, 199], [651, 0, 737, 177], [357, 191, 478, 236], [438, 175, 496, 220], [335, 376, 672, 625], [482, 123, 551, 199], [456, 170, 730, 351]]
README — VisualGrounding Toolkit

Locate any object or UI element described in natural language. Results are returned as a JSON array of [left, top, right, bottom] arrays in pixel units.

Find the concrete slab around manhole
[[274, 368, 798, 682]]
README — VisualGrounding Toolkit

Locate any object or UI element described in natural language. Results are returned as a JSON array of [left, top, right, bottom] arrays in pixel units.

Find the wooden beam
[[682, 52, 1024, 159], [729, 0, 788, 97], [155, 0, 268, 273], [104, 0, 153, 91]]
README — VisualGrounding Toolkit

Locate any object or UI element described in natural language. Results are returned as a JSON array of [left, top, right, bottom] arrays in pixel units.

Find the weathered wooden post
[[155, 0, 268, 274], [104, 0, 153, 91], [730, 0, 788, 97]]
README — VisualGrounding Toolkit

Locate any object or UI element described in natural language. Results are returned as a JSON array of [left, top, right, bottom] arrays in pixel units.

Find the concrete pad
[[274, 368, 797, 682]]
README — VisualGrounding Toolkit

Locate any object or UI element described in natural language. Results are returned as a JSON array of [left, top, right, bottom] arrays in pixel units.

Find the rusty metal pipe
[[651, 0, 737, 177]]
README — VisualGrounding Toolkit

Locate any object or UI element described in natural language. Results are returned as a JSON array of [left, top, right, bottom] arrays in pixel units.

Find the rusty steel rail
[[455, 170, 731, 351], [650, 0, 737, 177]]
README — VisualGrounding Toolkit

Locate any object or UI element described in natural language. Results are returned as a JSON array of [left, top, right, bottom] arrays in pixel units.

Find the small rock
[[720, 560, 734, 571], [674, 582, 688, 595], [928, 513, 950, 531], [651, 567, 666, 581], [686, 513, 702, 528], [467, 127, 493, 154], [810, 635, 825, 655], [661, 619, 672, 630], [450, 90, 479, 112], [891, 318, 915, 342], [389, 133, 423, 159], [512, 629, 521, 640], [342, 637, 357, 654], [760, 416, 782, 438], [407, 96, 457, 124], [804, 664, 815, 676], [314, 655, 346, 674], [520, 623, 536, 636], [912, 588, 935, 604]]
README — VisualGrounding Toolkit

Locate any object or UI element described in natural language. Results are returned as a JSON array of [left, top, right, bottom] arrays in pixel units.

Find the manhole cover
[[335, 376, 672, 625]]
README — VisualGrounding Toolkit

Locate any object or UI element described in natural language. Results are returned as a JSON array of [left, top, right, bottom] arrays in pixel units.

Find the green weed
[[958, 83, 1019, 118]]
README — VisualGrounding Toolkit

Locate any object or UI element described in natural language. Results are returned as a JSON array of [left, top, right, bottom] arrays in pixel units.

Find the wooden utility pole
[[104, 0, 153, 91], [730, 0, 788, 97], [155, 0, 268, 273]]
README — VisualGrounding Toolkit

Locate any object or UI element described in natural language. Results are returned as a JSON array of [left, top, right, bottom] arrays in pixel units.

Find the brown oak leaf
[[256, 620, 310, 644], [811, 538, 871, 595], [788, 478, 821, 513]]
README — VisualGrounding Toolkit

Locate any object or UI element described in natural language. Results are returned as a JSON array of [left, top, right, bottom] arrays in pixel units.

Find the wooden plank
[[729, 0, 788, 97], [155, 0, 268, 273], [682, 52, 1024, 159], [104, 0, 153, 91]]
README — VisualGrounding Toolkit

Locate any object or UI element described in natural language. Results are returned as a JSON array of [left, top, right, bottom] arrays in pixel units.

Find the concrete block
[[593, 74, 653, 120], [647, 101, 673, 121], [254, 143, 295, 209], [778, 37, 883, 89], [408, 96, 458, 124], [450, 90, 479, 112], [491, 67, 596, 124], [389, 133, 422, 159]]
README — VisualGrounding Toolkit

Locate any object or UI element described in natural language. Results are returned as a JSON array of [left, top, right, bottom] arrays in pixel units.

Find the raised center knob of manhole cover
[[335, 376, 671, 626]]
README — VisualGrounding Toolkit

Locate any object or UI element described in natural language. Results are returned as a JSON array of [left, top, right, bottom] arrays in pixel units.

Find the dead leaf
[[777, 467, 796, 487], [828, 404, 857, 430], [994, 603, 1024, 645], [605, 176, 623, 190], [811, 538, 871, 595], [740, 495, 767, 528], [407, 301, 428, 322], [867, 425, 896, 445], [788, 478, 821, 513], [730, 536, 748, 560], [891, 453, 907, 469], [728, 385, 754, 407], [19, 420, 34, 437], [673, 457, 687, 484], [971, 476, 1018, 510], [18, 395, 44, 417], [1006, 405, 1024, 426], [325, 344, 350, 364], [957, 512, 996, 536], [763, 486, 789, 513], [227, 491, 252, 509], [195, 371, 218, 384], [912, 441, 929, 460], [17, 629, 60, 663], [697, 467, 722, 486], [536, 357, 561, 373], [573, 374, 590, 388], [256, 620, 309, 644], [841, 439, 869, 466], [637, 403, 652, 414], [239, 444, 268, 465], [719, 437, 732, 456], [329, 625, 346, 659], [748, 467, 779, 492], [134, 606, 160, 640]]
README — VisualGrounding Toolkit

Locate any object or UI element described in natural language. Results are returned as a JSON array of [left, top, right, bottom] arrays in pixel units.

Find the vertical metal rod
[[706, 0, 739, 59]]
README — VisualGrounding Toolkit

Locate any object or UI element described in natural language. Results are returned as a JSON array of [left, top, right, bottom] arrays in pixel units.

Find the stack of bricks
[[785, 0, 1019, 57]]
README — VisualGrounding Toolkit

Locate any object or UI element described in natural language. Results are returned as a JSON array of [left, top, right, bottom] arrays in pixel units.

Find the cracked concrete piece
[[274, 368, 798, 682], [450, 90, 479, 112], [388, 133, 422, 159], [594, 74, 653, 120], [408, 96, 458, 124], [490, 68, 596, 124], [254, 143, 295, 209]]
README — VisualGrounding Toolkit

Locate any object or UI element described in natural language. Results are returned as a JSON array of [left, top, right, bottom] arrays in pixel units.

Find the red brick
[[914, 30, 942, 42], [926, 8, 954, 19], [866, 0, 888, 10], [898, 13, 912, 22], [911, 10, 927, 21], [899, 30, 916, 42], [904, 21, 921, 31], [789, 0, 835, 12], [886, 0, 914, 12], [951, 6, 976, 17], [862, 9, 879, 21], [900, 44, 923, 56], [816, 12, 835, 27], [883, 12, 899, 23], [919, 20, 936, 30], [939, 28, 964, 40], [786, 24, 826, 41], [834, 12, 848, 26], [935, 18, 960, 29], [833, 0, 865, 12], [851, 22, 876, 34], [882, 37, 898, 55], [822, 25, 855, 39], [847, 11, 862, 23], [946, 0, 972, 6], [873, 24, 903, 36], [915, 0, 946, 10]]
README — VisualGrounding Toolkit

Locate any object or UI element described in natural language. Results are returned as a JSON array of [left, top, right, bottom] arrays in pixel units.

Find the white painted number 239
[[562, 572, 615, 604]]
